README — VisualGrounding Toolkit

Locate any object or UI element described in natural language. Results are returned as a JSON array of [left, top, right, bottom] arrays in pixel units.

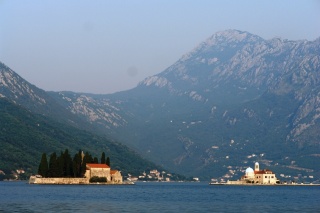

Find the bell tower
[[254, 162, 259, 171]]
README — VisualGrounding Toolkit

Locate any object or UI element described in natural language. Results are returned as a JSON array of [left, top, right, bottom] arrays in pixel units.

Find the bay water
[[0, 181, 319, 212]]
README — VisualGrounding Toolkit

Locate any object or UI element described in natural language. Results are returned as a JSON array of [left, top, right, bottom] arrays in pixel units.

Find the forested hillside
[[0, 98, 165, 179]]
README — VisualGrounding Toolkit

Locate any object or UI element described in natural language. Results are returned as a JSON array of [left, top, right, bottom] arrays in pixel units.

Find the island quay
[[225, 162, 279, 185], [30, 163, 123, 185], [209, 162, 320, 186]]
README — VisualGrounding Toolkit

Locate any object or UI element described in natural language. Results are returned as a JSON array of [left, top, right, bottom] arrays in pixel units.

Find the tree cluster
[[38, 149, 110, 178], [89, 176, 107, 183]]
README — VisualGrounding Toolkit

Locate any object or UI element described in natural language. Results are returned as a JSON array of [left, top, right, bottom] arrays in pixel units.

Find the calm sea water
[[0, 181, 319, 213]]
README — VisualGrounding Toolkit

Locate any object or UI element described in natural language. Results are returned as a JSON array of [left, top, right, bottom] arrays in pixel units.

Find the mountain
[[48, 30, 320, 181], [0, 96, 169, 179], [0, 62, 95, 131], [0, 63, 171, 180], [2, 29, 320, 181]]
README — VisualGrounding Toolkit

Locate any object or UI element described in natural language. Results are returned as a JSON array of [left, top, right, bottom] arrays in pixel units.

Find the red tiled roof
[[110, 170, 119, 174], [86, 163, 110, 169], [254, 169, 273, 174]]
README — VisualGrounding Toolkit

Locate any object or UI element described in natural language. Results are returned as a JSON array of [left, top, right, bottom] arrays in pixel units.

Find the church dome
[[245, 167, 254, 178], [246, 167, 254, 173]]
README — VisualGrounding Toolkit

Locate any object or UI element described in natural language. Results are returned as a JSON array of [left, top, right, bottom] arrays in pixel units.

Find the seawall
[[29, 176, 129, 185], [29, 176, 89, 184]]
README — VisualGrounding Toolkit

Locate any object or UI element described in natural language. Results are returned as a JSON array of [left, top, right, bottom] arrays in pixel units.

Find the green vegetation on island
[[38, 149, 109, 178], [89, 176, 107, 183]]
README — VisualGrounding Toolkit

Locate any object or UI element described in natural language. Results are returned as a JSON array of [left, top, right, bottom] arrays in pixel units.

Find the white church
[[227, 162, 279, 185]]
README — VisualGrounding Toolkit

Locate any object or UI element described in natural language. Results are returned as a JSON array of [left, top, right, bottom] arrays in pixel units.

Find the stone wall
[[29, 176, 125, 184], [29, 176, 89, 184], [111, 171, 123, 183], [226, 180, 244, 185], [90, 168, 110, 180]]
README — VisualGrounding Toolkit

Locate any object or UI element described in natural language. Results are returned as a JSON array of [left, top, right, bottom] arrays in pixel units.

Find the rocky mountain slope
[[0, 62, 93, 131], [1, 30, 319, 181], [49, 30, 320, 180], [0, 64, 169, 179]]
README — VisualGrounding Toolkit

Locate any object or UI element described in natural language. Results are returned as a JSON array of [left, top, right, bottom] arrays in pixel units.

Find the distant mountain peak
[[140, 30, 320, 93], [209, 29, 255, 42], [139, 30, 266, 90], [179, 29, 263, 62]]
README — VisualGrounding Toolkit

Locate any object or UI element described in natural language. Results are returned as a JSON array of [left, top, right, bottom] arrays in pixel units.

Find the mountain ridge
[[1, 29, 320, 181], [61, 29, 319, 180], [0, 63, 174, 180]]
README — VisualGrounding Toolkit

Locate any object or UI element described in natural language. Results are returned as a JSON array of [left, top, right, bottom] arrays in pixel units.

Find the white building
[[227, 162, 279, 185]]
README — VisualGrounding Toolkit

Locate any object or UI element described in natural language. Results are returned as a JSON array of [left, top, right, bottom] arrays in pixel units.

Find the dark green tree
[[62, 149, 73, 177], [38, 153, 48, 177], [37, 150, 119, 178], [78, 149, 84, 177], [106, 157, 110, 167], [89, 176, 107, 183], [93, 157, 99, 163], [56, 151, 64, 177], [47, 152, 59, 177], [86, 152, 93, 163], [81, 152, 92, 177], [72, 150, 82, 177], [101, 152, 106, 164], [80, 158, 86, 177]]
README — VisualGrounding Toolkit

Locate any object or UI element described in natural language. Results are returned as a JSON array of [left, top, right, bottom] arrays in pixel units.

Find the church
[[85, 163, 123, 183], [243, 162, 278, 184], [227, 162, 279, 185]]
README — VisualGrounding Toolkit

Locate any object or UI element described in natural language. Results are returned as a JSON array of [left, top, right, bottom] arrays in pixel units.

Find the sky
[[1, 0, 320, 94]]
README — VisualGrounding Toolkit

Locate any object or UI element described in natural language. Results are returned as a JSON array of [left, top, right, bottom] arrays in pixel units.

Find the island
[[29, 150, 125, 184], [224, 162, 279, 185]]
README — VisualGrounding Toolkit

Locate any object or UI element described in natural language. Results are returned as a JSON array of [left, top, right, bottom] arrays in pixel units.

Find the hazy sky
[[1, 0, 320, 94]]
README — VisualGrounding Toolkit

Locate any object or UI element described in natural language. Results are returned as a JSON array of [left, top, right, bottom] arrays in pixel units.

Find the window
[[265, 176, 267, 178]]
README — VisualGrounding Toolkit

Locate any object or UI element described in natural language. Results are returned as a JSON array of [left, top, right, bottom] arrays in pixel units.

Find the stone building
[[85, 163, 123, 183], [227, 162, 279, 185], [111, 170, 123, 183], [251, 162, 277, 184], [85, 163, 111, 181]]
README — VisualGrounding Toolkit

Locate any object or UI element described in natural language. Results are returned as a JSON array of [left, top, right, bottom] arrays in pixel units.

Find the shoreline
[[209, 182, 320, 186], [28, 175, 131, 185]]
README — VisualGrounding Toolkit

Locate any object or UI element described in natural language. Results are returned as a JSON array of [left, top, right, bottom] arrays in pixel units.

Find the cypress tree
[[78, 150, 83, 176], [47, 152, 59, 177], [101, 152, 106, 164], [73, 152, 82, 177], [57, 152, 64, 177], [38, 153, 48, 177], [85, 152, 93, 163], [93, 157, 99, 163], [106, 157, 110, 167], [38, 150, 111, 178], [81, 152, 92, 177], [63, 149, 73, 177]]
